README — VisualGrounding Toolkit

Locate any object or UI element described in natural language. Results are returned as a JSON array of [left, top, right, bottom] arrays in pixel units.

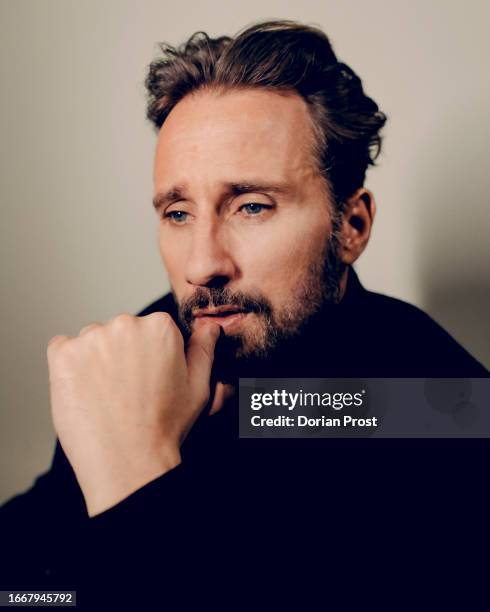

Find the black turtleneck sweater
[[1, 267, 487, 609]]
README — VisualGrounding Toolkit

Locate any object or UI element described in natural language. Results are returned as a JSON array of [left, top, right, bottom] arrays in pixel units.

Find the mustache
[[179, 287, 273, 327]]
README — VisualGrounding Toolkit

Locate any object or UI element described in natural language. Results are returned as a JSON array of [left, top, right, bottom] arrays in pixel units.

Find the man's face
[[153, 88, 344, 365]]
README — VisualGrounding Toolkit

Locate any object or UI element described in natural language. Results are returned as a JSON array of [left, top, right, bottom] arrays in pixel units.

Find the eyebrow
[[152, 181, 294, 212]]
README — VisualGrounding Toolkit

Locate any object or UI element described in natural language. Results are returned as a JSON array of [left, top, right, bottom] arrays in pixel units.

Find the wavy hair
[[145, 20, 387, 209]]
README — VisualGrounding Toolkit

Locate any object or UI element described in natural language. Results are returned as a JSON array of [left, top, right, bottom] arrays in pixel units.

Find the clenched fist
[[47, 312, 220, 517]]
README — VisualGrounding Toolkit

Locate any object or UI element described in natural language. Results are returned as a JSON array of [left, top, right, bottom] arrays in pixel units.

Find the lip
[[194, 306, 245, 317], [194, 311, 249, 331]]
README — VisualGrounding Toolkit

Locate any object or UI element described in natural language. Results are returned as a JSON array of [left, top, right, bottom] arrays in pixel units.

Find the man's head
[[146, 20, 386, 373]]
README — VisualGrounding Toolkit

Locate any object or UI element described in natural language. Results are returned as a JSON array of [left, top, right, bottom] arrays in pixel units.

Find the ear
[[338, 188, 376, 265]]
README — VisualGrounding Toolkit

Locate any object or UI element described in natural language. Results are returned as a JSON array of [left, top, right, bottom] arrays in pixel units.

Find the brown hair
[[145, 20, 387, 209]]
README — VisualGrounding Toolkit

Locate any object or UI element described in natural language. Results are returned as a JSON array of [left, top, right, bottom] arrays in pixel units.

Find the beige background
[[1, 0, 489, 504]]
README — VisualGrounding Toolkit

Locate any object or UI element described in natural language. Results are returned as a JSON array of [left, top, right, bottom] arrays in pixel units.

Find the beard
[[176, 218, 346, 384]]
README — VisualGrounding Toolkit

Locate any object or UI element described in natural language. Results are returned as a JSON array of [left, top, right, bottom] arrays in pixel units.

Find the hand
[[209, 382, 236, 415], [47, 312, 220, 516]]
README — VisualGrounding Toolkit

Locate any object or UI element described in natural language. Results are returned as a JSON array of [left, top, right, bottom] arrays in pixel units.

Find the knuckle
[[196, 343, 213, 365], [145, 311, 172, 325], [108, 313, 136, 329], [78, 322, 101, 336], [46, 335, 74, 368], [145, 312, 183, 345], [46, 335, 67, 356]]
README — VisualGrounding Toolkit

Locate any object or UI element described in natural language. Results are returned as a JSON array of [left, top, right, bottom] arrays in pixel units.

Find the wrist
[[85, 446, 182, 517]]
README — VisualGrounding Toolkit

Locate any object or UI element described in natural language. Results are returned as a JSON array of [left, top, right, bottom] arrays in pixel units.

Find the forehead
[[153, 88, 319, 190]]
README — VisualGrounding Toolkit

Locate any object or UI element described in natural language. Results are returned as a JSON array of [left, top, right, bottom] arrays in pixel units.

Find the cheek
[[159, 232, 188, 298], [239, 211, 331, 301]]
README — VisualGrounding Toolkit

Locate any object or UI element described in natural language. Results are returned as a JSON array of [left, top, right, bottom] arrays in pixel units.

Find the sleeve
[[0, 442, 193, 595], [75, 461, 199, 606], [0, 442, 87, 589], [88, 461, 187, 526]]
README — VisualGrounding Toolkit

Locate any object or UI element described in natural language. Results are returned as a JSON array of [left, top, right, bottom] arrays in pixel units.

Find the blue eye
[[240, 203, 271, 215], [165, 210, 188, 223]]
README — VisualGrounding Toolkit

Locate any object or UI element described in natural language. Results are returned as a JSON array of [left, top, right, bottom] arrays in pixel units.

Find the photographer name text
[[249, 389, 378, 428]]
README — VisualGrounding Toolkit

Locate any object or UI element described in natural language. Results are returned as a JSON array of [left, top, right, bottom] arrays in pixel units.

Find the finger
[[79, 322, 101, 336], [142, 312, 184, 348], [46, 334, 69, 362], [208, 382, 236, 416], [186, 323, 221, 399], [47, 334, 69, 351]]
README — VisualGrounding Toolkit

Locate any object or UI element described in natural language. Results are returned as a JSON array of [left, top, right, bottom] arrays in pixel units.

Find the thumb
[[186, 322, 221, 398]]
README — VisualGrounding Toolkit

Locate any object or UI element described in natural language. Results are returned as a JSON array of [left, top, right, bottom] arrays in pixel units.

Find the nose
[[185, 223, 238, 289]]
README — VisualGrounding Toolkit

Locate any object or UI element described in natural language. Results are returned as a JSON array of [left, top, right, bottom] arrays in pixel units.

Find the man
[[1, 20, 487, 608]]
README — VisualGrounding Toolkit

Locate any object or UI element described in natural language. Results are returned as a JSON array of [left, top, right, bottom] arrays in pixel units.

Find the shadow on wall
[[414, 103, 490, 370]]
